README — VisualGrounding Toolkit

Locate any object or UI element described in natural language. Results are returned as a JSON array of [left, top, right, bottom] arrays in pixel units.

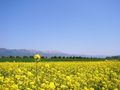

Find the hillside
[[0, 48, 71, 58], [0, 48, 108, 58]]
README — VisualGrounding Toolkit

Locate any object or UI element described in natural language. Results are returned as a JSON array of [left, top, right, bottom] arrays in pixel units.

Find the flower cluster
[[34, 54, 40, 62], [0, 61, 120, 90]]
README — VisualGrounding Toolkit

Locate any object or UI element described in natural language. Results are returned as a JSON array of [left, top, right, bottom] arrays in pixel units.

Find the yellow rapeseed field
[[0, 61, 120, 90]]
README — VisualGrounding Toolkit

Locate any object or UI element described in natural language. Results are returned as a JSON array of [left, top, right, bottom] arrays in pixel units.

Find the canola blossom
[[0, 61, 120, 90], [34, 54, 40, 61]]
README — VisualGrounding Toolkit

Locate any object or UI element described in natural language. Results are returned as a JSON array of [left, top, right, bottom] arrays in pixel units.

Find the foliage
[[51, 56, 54, 59], [2, 56, 5, 58], [23, 56, 29, 58], [105, 56, 120, 60], [62, 56, 65, 59], [54, 56, 57, 59], [73, 56, 76, 59], [16, 56, 21, 58], [30, 56, 34, 58], [9, 55, 14, 58], [58, 56, 62, 59], [112, 56, 119, 59], [66, 57, 69, 59], [69, 56, 72, 59], [41, 56, 45, 59]]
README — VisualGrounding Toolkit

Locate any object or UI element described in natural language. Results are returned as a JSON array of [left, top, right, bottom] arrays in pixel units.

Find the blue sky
[[0, 0, 120, 56]]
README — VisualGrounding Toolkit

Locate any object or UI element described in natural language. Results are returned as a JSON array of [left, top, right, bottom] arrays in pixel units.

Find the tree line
[[1, 55, 35, 58], [105, 56, 120, 60], [1, 55, 105, 59]]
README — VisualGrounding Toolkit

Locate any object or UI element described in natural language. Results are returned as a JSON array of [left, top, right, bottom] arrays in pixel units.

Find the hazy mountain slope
[[0, 48, 70, 58], [0, 48, 108, 58]]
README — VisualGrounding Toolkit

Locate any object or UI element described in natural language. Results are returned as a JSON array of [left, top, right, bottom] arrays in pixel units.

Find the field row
[[0, 61, 120, 90]]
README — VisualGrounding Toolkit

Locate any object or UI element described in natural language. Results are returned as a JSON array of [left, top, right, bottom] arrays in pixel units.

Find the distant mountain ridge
[[0, 48, 70, 58], [0, 48, 109, 58]]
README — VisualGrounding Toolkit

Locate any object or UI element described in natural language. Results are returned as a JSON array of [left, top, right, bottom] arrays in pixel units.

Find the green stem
[[35, 60, 38, 90]]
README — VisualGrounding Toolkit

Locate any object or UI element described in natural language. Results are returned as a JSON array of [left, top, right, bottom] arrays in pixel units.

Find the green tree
[[79, 56, 81, 59], [81, 57, 84, 59], [66, 57, 68, 59], [63, 56, 65, 59], [76, 57, 79, 59], [23, 56, 29, 58], [105, 57, 111, 60], [112, 56, 119, 59], [41, 56, 45, 59], [30, 56, 34, 58], [51, 56, 54, 59], [46, 56, 47, 59], [2, 56, 5, 58], [16, 56, 21, 58], [54, 56, 58, 59], [73, 56, 76, 59], [69, 56, 72, 59], [9, 55, 14, 58], [58, 56, 62, 59], [87, 57, 89, 59]]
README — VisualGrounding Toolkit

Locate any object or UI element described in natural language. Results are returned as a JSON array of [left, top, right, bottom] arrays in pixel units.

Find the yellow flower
[[60, 84, 67, 89], [45, 64, 50, 68], [0, 76, 4, 83], [41, 83, 46, 88], [26, 88, 31, 90], [49, 82, 55, 89], [113, 88, 118, 90], [90, 88, 94, 90], [34, 54, 40, 61], [30, 82, 34, 85], [27, 71, 33, 78], [4, 88, 9, 90]]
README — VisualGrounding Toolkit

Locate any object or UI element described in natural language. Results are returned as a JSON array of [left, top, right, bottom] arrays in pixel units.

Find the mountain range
[[0, 48, 110, 58]]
